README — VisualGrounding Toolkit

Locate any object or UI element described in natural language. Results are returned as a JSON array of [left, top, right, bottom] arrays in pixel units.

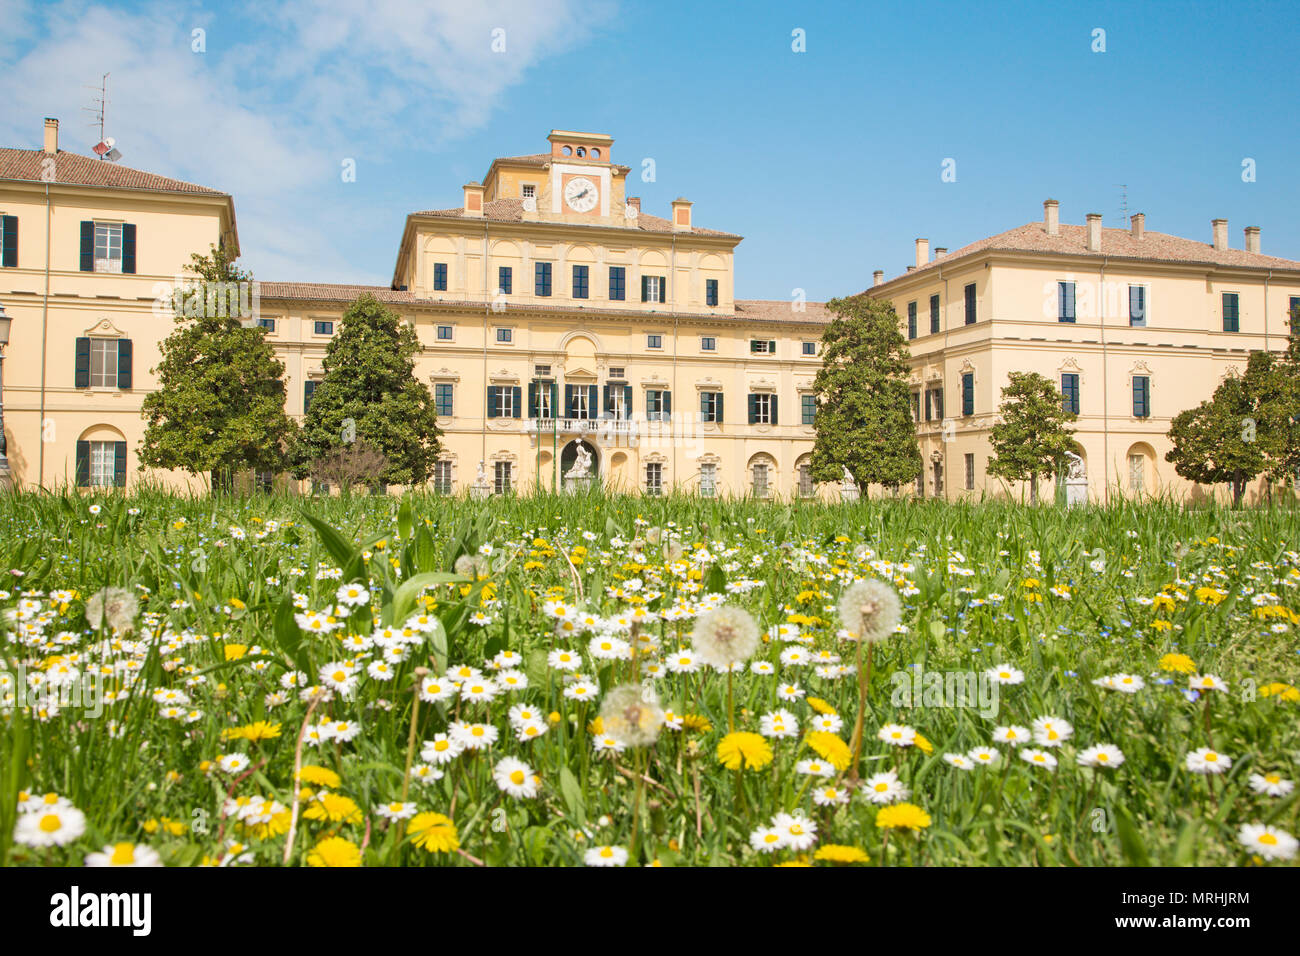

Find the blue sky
[[2, 0, 1297, 300]]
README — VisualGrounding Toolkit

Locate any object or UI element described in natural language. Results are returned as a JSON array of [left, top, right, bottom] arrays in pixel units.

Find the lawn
[[1, 489, 1297, 867]]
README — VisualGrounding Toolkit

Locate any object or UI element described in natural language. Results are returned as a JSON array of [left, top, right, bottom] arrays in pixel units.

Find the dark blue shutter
[[587, 385, 597, 417], [565, 385, 576, 418], [528, 382, 538, 418], [622, 385, 632, 414], [1133, 377, 1149, 418], [117, 339, 133, 389], [487, 386, 497, 418], [962, 372, 974, 416], [304, 380, 316, 412], [602, 384, 611, 414], [640, 275, 649, 302], [79, 221, 94, 271], [663, 391, 671, 416], [747, 393, 757, 424], [75, 337, 91, 388], [1129, 286, 1145, 325], [121, 223, 136, 274], [770, 395, 778, 425], [930, 295, 940, 334], [716, 392, 723, 423], [908, 302, 917, 338], [1, 215, 16, 267], [512, 386, 522, 419], [965, 284, 976, 324], [75, 441, 90, 487], [1059, 282, 1075, 322], [113, 442, 127, 487]]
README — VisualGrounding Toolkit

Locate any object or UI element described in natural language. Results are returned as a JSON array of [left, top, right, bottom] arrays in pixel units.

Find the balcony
[[524, 417, 638, 437]]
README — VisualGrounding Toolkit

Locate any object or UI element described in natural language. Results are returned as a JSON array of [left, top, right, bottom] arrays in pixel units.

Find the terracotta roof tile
[[0, 147, 227, 196]]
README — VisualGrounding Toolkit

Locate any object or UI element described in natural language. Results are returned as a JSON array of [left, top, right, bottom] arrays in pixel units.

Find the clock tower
[[547, 130, 616, 220]]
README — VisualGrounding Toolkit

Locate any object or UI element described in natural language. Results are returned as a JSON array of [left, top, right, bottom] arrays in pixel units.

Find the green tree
[[139, 246, 296, 492], [810, 295, 921, 494], [986, 371, 1077, 504], [1260, 303, 1300, 489], [1166, 357, 1270, 506], [298, 294, 440, 486]]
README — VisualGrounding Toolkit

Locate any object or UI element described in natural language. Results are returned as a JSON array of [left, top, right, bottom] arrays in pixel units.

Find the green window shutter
[[748, 393, 757, 424], [587, 385, 597, 415], [1, 215, 16, 267], [602, 384, 611, 414], [661, 276, 668, 303], [716, 392, 724, 423], [117, 338, 133, 389], [622, 385, 632, 412], [304, 380, 316, 412], [770, 395, 778, 425], [75, 441, 90, 487], [663, 390, 671, 415], [768, 340, 776, 353], [528, 382, 538, 418], [640, 275, 649, 302], [80, 221, 94, 271], [75, 337, 91, 388], [114, 441, 127, 487], [486, 386, 497, 418], [122, 223, 137, 274], [565, 385, 576, 418], [512, 386, 522, 418]]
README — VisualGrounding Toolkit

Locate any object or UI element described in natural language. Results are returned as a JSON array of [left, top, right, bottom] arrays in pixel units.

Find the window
[[1289, 296, 1300, 320], [700, 462, 717, 498], [1061, 373, 1080, 415], [748, 393, 777, 425], [535, 262, 552, 296], [435, 383, 454, 417], [1128, 455, 1145, 493], [257, 317, 276, 332], [494, 462, 512, 495], [304, 380, 317, 413], [314, 321, 333, 336], [1132, 376, 1150, 419], [701, 336, 716, 351], [647, 333, 663, 349], [607, 367, 624, 379], [700, 391, 724, 423], [602, 382, 632, 418], [572, 265, 589, 299], [536, 364, 552, 378], [436, 325, 453, 341], [255, 470, 275, 493], [925, 387, 944, 422], [964, 453, 975, 491], [1129, 285, 1147, 326], [915, 471, 924, 497], [961, 372, 974, 416], [521, 183, 536, 199], [1058, 281, 1076, 323], [964, 283, 977, 324], [646, 462, 663, 496], [801, 394, 816, 425], [646, 389, 672, 421], [706, 279, 719, 306], [1222, 292, 1240, 332], [89, 441, 122, 487], [0, 214, 16, 267], [933, 460, 944, 495], [750, 339, 776, 355], [90, 339, 119, 388], [907, 301, 917, 339], [433, 263, 448, 291], [910, 391, 921, 423], [94, 222, 123, 273], [751, 462, 770, 498], [802, 341, 816, 356], [498, 266, 512, 295], [930, 294, 940, 334], [798, 462, 814, 498], [530, 381, 557, 419], [609, 266, 626, 301], [496, 327, 513, 343], [487, 385, 521, 419], [565, 384, 597, 419], [641, 275, 665, 304], [433, 460, 453, 494]]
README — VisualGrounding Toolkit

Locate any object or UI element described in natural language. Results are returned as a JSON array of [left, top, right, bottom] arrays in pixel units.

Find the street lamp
[[0, 301, 10, 489]]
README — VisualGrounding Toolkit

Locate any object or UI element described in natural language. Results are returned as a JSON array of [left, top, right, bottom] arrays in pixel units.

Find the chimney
[[1130, 213, 1145, 240], [1244, 226, 1260, 254], [914, 238, 929, 268], [872, 270, 884, 287], [1044, 199, 1060, 236], [626, 196, 641, 216], [671, 197, 692, 232], [463, 182, 484, 218], [1086, 213, 1102, 252], [934, 247, 947, 258], [1212, 218, 1228, 251], [43, 117, 58, 155], [906, 266, 915, 273]]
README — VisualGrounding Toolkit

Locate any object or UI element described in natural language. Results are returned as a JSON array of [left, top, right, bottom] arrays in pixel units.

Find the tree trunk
[[1029, 476, 1039, 505], [1232, 473, 1244, 508]]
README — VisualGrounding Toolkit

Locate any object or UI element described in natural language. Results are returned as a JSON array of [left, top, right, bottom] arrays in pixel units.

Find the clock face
[[564, 176, 599, 213]]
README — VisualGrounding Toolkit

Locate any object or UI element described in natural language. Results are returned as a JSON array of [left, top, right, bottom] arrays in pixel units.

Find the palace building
[[1, 118, 1299, 501]]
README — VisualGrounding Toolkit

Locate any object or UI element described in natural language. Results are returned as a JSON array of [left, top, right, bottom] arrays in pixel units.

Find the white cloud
[[0, 0, 614, 282]]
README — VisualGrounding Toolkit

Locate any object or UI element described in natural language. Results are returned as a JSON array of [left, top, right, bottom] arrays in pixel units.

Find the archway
[[561, 439, 600, 479]]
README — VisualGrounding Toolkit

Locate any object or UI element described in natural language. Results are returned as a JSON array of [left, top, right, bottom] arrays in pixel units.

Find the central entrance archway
[[560, 439, 600, 480]]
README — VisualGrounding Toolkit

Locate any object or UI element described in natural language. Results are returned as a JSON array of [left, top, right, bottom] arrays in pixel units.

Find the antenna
[[1114, 184, 1129, 228], [83, 73, 122, 161]]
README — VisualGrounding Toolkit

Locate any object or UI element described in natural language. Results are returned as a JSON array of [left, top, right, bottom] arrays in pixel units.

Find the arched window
[[76, 425, 127, 488]]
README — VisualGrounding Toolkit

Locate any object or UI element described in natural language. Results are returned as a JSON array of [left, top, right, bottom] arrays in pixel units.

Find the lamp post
[[0, 301, 11, 489]]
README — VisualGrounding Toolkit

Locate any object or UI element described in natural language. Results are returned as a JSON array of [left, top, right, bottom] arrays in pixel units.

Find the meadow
[[1, 488, 1297, 867]]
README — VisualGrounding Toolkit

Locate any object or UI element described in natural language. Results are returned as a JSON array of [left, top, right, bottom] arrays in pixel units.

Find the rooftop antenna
[[83, 73, 121, 161], [1114, 184, 1129, 228]]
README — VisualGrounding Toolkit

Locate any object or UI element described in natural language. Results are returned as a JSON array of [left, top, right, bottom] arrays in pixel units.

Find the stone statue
[[841, 466, 855, 488], [475, 460, 487, 484], [566, 443, 593, 479], [1064, 451, 1086, 479]]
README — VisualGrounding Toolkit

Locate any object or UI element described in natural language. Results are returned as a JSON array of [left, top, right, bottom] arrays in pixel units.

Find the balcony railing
[[523, 417, 638, 436]]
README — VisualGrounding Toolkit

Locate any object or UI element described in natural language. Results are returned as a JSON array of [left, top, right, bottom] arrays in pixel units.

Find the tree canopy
[[986, 371, 1077, 503]]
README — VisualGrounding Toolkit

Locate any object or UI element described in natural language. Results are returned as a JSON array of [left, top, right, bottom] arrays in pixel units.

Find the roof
[[0, 147, 228, 196], [257, 281, 829, 325], [871, 220, 1300, 292], [411, 196, 740, 238]]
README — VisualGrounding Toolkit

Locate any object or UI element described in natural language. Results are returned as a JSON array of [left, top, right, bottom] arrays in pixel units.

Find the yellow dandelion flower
[[1159, 653, 1196, 674], [912, 732, 934, 755], [297, 765, 342, 789], [806, 697, 836, 716], [717, 732, 773, 771], [814, 844, 870, 864], [223, 644, 248, 661], [302, 792, 362, 824], [306, 836, 361, 867], [680, 714, 713, 733], [805, 731, 851, 771], [408, 812, 459, 854], [1259, 682, 1300, 702], [875, 803, 932, 831]]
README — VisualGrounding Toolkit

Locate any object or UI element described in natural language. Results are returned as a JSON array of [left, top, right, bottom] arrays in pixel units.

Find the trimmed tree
[[810, 295, 921, 494], [297, 294, 440, 486], [986, 371, 1077, 504], [1166, 357, 1270, 506], [139, 246, 296, 492]]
